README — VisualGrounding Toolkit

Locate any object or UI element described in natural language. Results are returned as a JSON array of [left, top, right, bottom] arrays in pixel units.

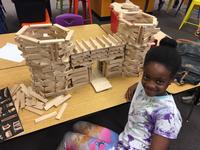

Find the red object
[[21, 9, 51, 27], [110, 8, 119, 33], [69, 0, 93, 24]]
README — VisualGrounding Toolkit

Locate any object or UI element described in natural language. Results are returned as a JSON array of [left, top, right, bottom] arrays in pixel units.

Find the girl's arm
[[150, 134, 170, 150], [125, 83, 138, 102]]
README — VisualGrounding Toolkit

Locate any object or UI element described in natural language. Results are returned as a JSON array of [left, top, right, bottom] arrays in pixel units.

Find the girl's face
[[142, 62, 173, 97]]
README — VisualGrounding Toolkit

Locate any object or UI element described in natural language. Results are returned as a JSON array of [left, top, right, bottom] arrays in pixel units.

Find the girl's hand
[[125, 83, 138, 102]]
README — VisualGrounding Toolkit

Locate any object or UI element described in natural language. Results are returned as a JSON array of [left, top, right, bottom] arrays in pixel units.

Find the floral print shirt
[[117, 82, 182, 150]]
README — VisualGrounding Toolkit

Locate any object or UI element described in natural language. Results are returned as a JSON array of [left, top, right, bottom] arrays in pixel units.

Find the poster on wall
[[0, 87, 24, 142]]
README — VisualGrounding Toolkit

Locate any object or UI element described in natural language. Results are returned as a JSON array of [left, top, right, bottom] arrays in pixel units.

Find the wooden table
[[0, 24, 141, 139]]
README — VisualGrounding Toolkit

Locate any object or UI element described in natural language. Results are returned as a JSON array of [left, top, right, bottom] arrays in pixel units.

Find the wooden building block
[[96, 37, 107, 47], [20, 84, 29, 96], [54, 94, 71, 107], [65, 30, 74, 41], [19, 35, 39, 43], [90, 77, 112, 92], [29, 88, 48, 103], [34, 111, 57, 123], [16, 25, 29, 36], [25, 106, 44, 115], [54, 24, 70, 32], [44, 95, 64, 110], [30, 23, 52, 27], [56, 103, 67, 120], [14, 99, 20, 113], [32, 101, 44, 110]]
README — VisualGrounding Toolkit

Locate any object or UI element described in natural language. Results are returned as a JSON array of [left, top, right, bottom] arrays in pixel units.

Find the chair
[[69, 0, 93, 24], [54, 13, 84, 27], [179, 0, 200, 30], [166, 0, 175, 12], [21, 9, 51, 27], [56, 0, 67, 11]]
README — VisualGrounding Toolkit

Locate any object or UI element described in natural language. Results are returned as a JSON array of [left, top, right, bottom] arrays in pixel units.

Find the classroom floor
[[1, 0, 200, 150]]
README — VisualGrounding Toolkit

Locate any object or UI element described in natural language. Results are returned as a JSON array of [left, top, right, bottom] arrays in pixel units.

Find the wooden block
[[54, 94, 71, 107], [16, 91, 23, 107], [20, 92, 25, 109], [44, 95, 64, 110], [28, 88, 48, 103], [90, 77, 112, 93], [19, 35, 39, 43], [16, 25, 29, 36], [29, 23, 52, 27], [108, 34, 118, 45], [73, 81, 88, 88], [82, 40, 91, 50], [39, 39, 65, 44], [20, 84, 29, 96], [119, 18, 133, 26], [10, 84, 21, 96], [96, 37, 106, 48], [14, 99, 20, 113], [32, 101, 45, 110], [102, 35, 114, 46], [54, 23, 70, 32], [25, 98, 33, 106], [89, 38, 98, 49], [35, 111, 57, 123], [65, 30, 74, 41], [76, 40, 88, 52], [24, 106, 44, 115], [56, 103, 67, 120]]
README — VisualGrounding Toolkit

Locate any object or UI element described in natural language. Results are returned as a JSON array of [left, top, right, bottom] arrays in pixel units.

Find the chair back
[[54, 13, 84, 27]]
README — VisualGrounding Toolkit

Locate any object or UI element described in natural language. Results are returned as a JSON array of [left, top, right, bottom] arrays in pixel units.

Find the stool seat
[[69, 0, 92, 24], [54, 13, 84, 27]]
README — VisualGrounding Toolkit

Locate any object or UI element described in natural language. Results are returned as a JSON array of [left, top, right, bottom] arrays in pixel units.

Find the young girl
[[57, 38, 182, 150]]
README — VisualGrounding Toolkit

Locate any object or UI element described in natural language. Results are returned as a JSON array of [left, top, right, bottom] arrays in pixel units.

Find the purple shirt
[[117, 82, 182, 150]]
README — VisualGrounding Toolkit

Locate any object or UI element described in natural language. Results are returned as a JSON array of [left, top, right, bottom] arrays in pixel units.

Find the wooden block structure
[[15, 24, 74, 98], [111, 2, 160, 77], [70, 34, 126, 81], [14, 2, 160, 98]]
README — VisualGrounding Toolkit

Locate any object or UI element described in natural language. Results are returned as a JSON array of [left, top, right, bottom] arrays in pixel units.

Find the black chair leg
[[186, 87, 200, 122]]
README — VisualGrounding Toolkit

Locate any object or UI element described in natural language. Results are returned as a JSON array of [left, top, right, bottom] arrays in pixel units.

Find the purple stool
[[54, 13, 84, 27]]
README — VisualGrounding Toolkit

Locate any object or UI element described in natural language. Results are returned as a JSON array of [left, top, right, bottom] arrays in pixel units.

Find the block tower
[[15, 24, 74, 98]]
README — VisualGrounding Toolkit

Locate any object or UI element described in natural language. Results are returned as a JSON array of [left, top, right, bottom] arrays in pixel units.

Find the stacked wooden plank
[[111, 2, 160, 77], [70, 66, 90, 88], [15, 24, 74, 98], [10, 84, 71, 123], [70, 34, 126, 80]]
